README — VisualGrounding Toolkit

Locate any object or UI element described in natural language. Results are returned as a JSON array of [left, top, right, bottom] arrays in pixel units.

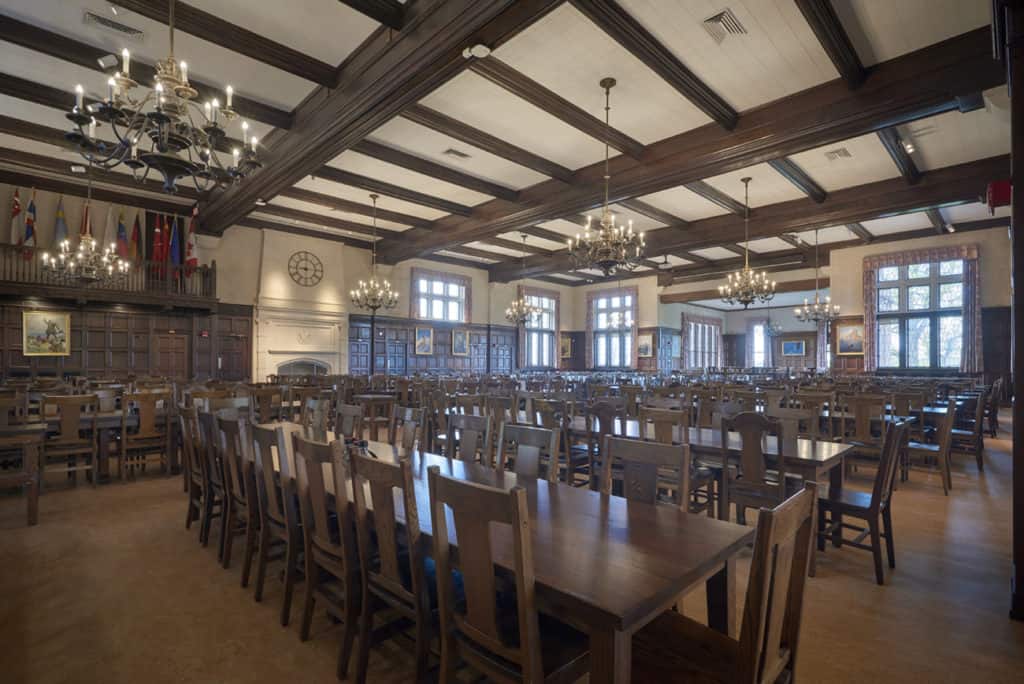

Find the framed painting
[[836, 320, 865, 355], [451, 329, 469, 356], [414, 327, 433, 355], [23, 311, 71, 356], [637, 333, 654, 358], [782, 340, 806, 357], [560, 335, 573, 359]]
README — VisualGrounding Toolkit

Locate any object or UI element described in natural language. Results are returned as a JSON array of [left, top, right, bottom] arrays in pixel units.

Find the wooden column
[[1009, 0, 1024, 622]]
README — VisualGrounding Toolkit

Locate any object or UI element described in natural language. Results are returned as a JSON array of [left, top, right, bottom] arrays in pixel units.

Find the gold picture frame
[[835, 319, 865, 356], [414, 327, 433, 355], [23, 311, 72, 356], [560, 335, 573, 359], [451, 329, 469, 356], [637, 333, 654, 358]]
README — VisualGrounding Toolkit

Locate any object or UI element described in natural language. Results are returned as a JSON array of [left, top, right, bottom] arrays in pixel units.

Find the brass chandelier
[[505, 233, 543, 324], [793, 228, 839, 324], [350, 194, 399, 313], [719, 177, 775, 308], [567, 77, 645, 276], [65, 0, 259, 193]]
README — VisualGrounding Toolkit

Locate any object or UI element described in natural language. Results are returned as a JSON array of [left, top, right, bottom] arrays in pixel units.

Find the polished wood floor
[[1, 416, 1023, 683]]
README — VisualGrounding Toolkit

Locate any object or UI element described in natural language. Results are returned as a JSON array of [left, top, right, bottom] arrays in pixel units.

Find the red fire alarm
[[986, 179, 1011, 211]]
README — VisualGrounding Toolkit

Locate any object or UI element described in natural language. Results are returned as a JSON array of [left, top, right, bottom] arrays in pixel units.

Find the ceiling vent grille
[[824, 147, 852, 161], [443, 148, 471, 160], [83, 10, 145, 41], [703, 8, 747, 44]]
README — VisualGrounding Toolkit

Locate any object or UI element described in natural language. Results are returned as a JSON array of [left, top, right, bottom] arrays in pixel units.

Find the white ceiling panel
[[329, 150, 494, 206], [465, 241, 528, 258], [617, 0, 838, 111], [436, 250, 497, 264], [605, 204, 666, 232], [703, 162, 806, 207], [250, 211, 374, 242], [547, 273, 584, 282], [267, 195, 409, 232], [293, 175, 447, 221], [662, 254, 693, 267], [635, 185, 731, 221], [537, 218, 589, 239], [804, 225, 857, 244], [368, 117, 547, 189], [746, 236, 794, 253], [1, 0, 316, 111], [420, 71, 605, 170], [494, 3, 710, 144], [788, 133, 900, 191], [832, 0, 990, 66], [497, 232, 566, 252], [690, 246, 741, 261], [940, 202, 1011, 224], [899, 105, 1010, 172], [861, 212, 934, 236]]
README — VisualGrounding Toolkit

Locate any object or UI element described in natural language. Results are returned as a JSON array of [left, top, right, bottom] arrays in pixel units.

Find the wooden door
[[155, 334, 189, 380], [386, 339, 407, 375]]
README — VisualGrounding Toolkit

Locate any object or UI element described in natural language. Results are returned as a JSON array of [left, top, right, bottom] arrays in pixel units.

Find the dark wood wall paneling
[[723, 334, 745, 367], [637, 326, 680, 373], [0, 300, 252, 381], [982, 306, 1010, 393], [559, 331, 586, 371], [772, 332, 817, 370]]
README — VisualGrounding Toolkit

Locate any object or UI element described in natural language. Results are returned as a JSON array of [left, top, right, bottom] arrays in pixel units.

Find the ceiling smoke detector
[[703, 8, 747, 44], [462, 44, 491, 59]]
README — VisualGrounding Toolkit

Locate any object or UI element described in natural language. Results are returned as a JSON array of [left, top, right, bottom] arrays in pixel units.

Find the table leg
[[97, 428, 111, 483], [168, 421, 180, 475], [706, 558, 737, 637], [830, 456, 844, 548], [588, 627, 631, 684], [717, 470, 730, 521], [26, 442, 39, 526]]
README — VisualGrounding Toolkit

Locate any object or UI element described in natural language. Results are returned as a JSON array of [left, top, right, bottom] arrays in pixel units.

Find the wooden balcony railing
[[0, 243, 217, 306]]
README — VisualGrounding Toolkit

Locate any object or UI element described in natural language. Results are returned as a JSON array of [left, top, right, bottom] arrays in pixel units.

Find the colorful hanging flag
[[116, 209, 129, 258], [151, 213, 164, 262], [79, 202, 92, 238], [100, 204, 116, 250], [9, 188, 21, 244], [129, 212, 140, 262], [185, 206, 198, 275], [169, 215, 181, 266], [23, 193, 36, 250], [54, 196, 69, 246]]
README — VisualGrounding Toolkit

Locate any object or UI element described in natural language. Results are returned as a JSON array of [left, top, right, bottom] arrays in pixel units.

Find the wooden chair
[[952, 393, 986, 471], [207, 396, 250, 412], [601, 436, 692, 510], [250, 424, 302, 626], [447, 413, 492, 464], [584, 399, 626, 489], [427, 466, 590, 683], [335, 403, 364, 441], [249, 386, 284, 423], [0, 434, 41, 525], [765, 405, 821, 441], [292, 433, 360, 680], [818, 421, 907, 585], [196, 411, 227, 554], [485, 395, 515, 425], [720, 412, 793, 524], [94, 388, 121, 412], [387, 406, 424, 451], [907, 405, 956, 495], [531, 398, 586, 484], [41, 394, 99, 487], [179, 405, 204, 533], [217, 413, 259, 581], [119, 391, 171, 480], [632, 483, 817, 684], [639, 407, 716, 515], [0, 395, 28, 427], [455, 393, 485, 416], [839, 394, 887, 464], [496, 422, 559, 482], [985, 376, 1004, 437], [349, 449, 433, 683]]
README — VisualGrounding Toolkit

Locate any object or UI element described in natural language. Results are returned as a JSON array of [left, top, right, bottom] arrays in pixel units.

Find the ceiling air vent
[[824, 147, 852, 162], [443, 148, 471, 160], [83, 10, 145, 41], [703, 8, 747, 44]]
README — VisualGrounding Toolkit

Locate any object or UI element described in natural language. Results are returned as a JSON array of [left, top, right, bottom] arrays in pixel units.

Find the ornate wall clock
[[288, 250, 323, 287]]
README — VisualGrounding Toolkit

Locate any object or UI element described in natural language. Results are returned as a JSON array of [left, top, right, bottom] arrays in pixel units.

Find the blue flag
[[169, 215, 181, 265], [23, 197, 36, 248], [53, 196, 68, 245]]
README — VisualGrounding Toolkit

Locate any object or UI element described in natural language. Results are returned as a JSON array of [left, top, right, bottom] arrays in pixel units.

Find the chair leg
[[869, 519, 885, 585], [338, 585, 359, 681], [975, 438, 984, 472], [253, 525, 271, 602], [817, 505, 827, 552], [413, 613, 431, 683], [199, 494, 214, 546], [217, 499, 230, 562], [222, 508, 236, 570], [300, 561, 317, 641], [280, 538, 299, 627], [240, 514, 258, 588], [437, 640, 457, 684], [882, 508, 896, 570], [355, 597, 374, 684]]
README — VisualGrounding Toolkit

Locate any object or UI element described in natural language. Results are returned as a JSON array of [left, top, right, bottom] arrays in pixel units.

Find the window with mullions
[[415, 273, 467, 323], [876, 259, 963, 369], [524, 294, 556, 368], [593, 293, 634, 368], [686, 320, 721, 368]]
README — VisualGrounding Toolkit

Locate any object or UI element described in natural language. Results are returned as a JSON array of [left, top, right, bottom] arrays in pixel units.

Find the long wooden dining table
[[261, 422, 755, 684]]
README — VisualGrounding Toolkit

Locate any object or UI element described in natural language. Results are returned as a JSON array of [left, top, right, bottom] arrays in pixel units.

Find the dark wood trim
[[235, 216, 372, 250], [444, 245, 507, 261], [618, 199, 686, 227], [569, 0, 737, 128], [401, 104, 576, 183], [275, 186, 433, 228], [768, 158, 827, 203], [480, 237, 553, 255], [520, 225, 574, 244], [419, 253, 497, 272], [776, 233, 805, 249], [678, 250, 713, 265], [0, 167, 191, 216], [254, 203, 397, 238], [109, 0, 336, 86], [953, 216, 1010, 231], [339, 0, 405, 30], [351, 138, 519, 201], [379, 29, 1000, 262], [847, 222, 875, 242], [684, 181, 745, 215], [0, 13, 292, 129], [926, 208, 947, 234], [468, 56, 646, 159], [877, 127, 922, 184], [313, 166, 473, 216], [794, 0, 866, 88], [660, 278, 827, 304]]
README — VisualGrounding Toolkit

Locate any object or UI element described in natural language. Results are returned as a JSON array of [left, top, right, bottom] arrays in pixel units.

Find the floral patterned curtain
[[961, 257, 982, 373]]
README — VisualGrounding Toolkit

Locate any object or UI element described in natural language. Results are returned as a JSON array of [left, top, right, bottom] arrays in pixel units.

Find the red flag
[[8, 188, 21, 244], [185, 206, 198, 275], [79, 202, 92, 237], [129, 213, 140, 262], [151, 213, 164, 262]]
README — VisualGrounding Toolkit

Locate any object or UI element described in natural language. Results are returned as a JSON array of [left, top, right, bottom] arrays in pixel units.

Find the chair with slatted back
[[601, 435, 693, 510], [300, 396, 331, 433], [985, 376, 1004, 437], [952, 393, 986, 472], [291, 433, 360, 679], [207, 396, 250, 412], [388, 406, 424, 451], [196, 411, 227, 553], [765, 405, 821, 441], [584, 399, 626, 490], [841, 394, 888, 467], [632, 483, 817, 684], [720, 412, 795, 524], [448, 413, 492, 465], [455, 393, 484, 416], [290, 386, 322, 422], [41, 394, 99, 487], [179, 405, 205, 533], [250, 424, 303, 626], [394, 378, 413, 407], [530, 398, 586, 484], [485, 394, 515, 426], [427, 466, 591, 684], [350, 448, 434, 683], [639, 407, 716, 516], [119, 391, 171, 480], [426, 391, 450, 455], [790, 392, 833, 440], [619, 384, 642, 417], [217, 413, 259, 581], [335, 403, 364, 441], [249, 387, 284, 423], [94, 388, 121, 413], [819, 421, 907, 585], [694, 389, 718, 428], [495, 422, 559, 482], [643, 396, 684, 410], [907, 405, 956, 495], [0, 395, 28, 427]]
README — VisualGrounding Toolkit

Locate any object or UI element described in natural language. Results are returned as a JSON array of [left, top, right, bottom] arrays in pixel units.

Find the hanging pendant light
[[505, 232, 543, 324], [794, 228, 839, 323], [349, 194, 399, 313], [719, 177, 775, 308]]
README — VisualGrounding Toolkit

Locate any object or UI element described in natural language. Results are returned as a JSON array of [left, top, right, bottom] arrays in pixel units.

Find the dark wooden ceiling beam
[[877, 127, 922, 184], [109, 0, 336, 86], [520, 225, 574, 244], [795, 0, 866, 88], [658, 250, 816, 286], [569, 0, 738, 129], [423, 253, 503, 271], [445, 245, 507, 261], [776, 233, 805, 249], [768, 157, 827, 203], [275, 186, 431, 228], [378, 28, 999, 262], [313, 166, 472, 216], [339, 0, 405, 30], [401, 104, 575, 183], [200, 0, 560, 233], [846, 222, 874, 242], [351, 138, 519, 201], [618, 198, 687, 227], [926, 207, 947, 234], [254, 203, 396, 238], [480, 236, 553, 255], [660, 277, 827, 304], [468, 56, 646, 159], [0, 13, 291, 129], [684, 181, 745, 215], [237, 216, 371, 249], [678, 250, 712, 265]]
